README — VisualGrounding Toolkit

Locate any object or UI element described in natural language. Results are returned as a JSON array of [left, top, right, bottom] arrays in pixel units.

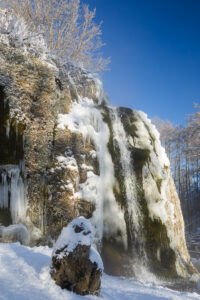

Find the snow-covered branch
[[0, 0, 110, 72]]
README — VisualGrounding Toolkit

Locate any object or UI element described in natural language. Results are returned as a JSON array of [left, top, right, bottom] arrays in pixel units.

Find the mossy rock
[[141, 199, 177, 278], [0, 86, 24, 164], [0, 208, 12, 226], [118, 107, 139, 139], [102, 108, 127, 208], [156, 179, 162, 193], [142, 121, 157, 154], [131, 147, 150, 174]]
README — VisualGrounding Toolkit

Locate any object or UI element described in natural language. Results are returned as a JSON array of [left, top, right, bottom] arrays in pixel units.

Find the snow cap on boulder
[[52, 216, 93, 258], [51, 216, 103, 295]]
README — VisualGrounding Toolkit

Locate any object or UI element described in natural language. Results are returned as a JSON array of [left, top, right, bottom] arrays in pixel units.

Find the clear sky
[[85, 0, 200, 125]]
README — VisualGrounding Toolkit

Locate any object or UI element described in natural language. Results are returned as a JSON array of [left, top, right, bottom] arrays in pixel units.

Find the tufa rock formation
[[0, 23, 198, 282], [51, 216, 103, 296]]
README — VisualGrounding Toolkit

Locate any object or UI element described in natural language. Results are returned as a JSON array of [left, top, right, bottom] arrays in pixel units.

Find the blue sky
[[85, 0, 200, 125]]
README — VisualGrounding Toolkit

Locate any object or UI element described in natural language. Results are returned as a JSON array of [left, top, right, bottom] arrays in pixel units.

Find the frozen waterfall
[[57, 97, 127, 248], [0, 165, 26, 224], [110, 107, 140, 230]]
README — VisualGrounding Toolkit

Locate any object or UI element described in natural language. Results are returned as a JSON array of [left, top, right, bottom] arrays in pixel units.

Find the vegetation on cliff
[[0, 0, 110, 72]]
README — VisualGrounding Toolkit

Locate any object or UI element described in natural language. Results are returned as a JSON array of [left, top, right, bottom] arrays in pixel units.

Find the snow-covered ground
[[0, 243, 199, 300]]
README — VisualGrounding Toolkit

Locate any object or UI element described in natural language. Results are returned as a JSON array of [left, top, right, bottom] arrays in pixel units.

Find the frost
[[56, 155, 78, 171], [0, 9, 57, 69], [80, 164, 93, 170]]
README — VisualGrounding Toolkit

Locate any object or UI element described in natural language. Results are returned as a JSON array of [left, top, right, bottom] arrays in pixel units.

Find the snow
[[133, 110, 191, 277], [57, 97, 127, 247], [80, 164, 93, 171], [52, 217, 103, 270], [52, 217, 93, 258], [0, 9, 49, 60], [0, 224, 30, 245], [137, 111, 170, 168], [56, 155, 78, 171], [132, 110, 171, 223], [89, 246, 104, 271], [0, 242, 199, 300]]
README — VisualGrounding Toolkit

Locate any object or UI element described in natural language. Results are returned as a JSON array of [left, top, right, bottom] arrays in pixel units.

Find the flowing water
[[109, 107, 154, 280]]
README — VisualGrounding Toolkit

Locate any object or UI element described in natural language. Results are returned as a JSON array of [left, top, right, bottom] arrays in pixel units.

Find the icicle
[[19, 159, 25, 174], [0, 165, 26, 224], [3, 98, 7, 109], [15, 121, 18, 141], [6, 119, 10, 138], [0, 172, 9, 208]]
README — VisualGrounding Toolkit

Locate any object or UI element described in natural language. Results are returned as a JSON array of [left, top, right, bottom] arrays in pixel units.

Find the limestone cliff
[[0, 31, 197, 281]]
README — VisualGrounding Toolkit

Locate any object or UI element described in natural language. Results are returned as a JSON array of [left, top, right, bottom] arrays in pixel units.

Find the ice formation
[[0, 165, 26, 224], [0, 224, 30, 245], [55, 71, 193, 279], [57, 97, 127, 248]]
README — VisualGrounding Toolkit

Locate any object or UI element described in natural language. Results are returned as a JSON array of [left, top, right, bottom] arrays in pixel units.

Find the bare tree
[[153, 118, 175, 160], [154, 105, 200, 233], [1, 0, 110, 72]]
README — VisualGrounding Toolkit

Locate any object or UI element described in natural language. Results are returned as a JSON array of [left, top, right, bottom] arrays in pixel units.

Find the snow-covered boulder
[[0, 224, 30, 245], [50, 216, 103, 296]]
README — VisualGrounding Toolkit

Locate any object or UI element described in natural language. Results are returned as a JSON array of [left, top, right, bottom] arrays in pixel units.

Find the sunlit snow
[[0, 243, 199, 300]]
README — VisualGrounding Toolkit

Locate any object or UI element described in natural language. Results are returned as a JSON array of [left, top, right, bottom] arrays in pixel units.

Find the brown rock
[[50, 217, 103, 296]]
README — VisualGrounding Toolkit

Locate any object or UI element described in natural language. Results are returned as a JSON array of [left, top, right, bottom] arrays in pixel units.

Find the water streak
[[110, 107, 140, 230], [109, 107, 155, 281]]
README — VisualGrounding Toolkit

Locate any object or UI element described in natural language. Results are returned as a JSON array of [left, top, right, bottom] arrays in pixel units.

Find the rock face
[[51, 217, 103, 295], [0, 26, 198, 281]]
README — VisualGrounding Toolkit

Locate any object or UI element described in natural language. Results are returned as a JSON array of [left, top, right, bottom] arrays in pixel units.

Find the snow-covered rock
[[51, 217, 103, 295], [0, 224, 30, 245]]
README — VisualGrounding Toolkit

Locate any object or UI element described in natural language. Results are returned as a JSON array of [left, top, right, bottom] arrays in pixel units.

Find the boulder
[[50, 216, 103, 296]]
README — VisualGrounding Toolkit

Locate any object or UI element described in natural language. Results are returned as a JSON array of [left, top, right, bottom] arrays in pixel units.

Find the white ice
[[57, 97, 127, 248], [0, 165, 26, 224]]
